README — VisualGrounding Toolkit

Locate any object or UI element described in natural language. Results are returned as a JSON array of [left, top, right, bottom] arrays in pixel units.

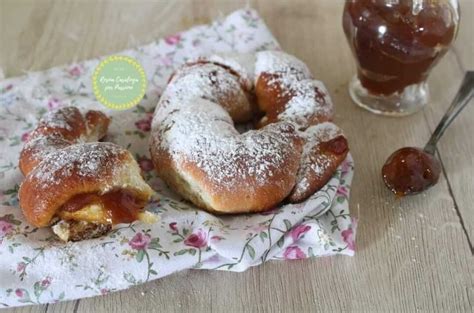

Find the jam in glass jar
[[343, 0, 460, 116]]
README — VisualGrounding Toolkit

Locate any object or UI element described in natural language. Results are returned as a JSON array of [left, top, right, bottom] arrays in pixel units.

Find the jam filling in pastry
[[19, 107, 156, 241]]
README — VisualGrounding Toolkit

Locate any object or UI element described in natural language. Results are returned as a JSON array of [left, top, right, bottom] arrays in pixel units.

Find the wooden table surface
[[1, 0, 473, 312]]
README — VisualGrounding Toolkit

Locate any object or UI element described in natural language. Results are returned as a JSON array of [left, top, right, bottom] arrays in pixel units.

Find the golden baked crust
[[287, 123, 349, 202], [150, 51, 349, 214], [19, 108, 110, 176], [18, 107, 155, 240], [19, 142, 153, 227], [151, 120, 303, 214]]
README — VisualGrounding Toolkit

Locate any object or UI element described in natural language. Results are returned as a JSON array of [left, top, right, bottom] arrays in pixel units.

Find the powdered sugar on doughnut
[[155, 63, 252, 123], [254, 50, 334, 128], [255, 50, 312, 82], [293, 122, 343, 192], [151, 50, 346, 210], [195, 53, 256, 91], [153, 98, 298, 189], [278, 80, 334, 128]]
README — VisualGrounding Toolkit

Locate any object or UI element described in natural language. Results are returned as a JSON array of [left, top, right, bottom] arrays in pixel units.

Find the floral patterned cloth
[[0, 9, 356, 307]]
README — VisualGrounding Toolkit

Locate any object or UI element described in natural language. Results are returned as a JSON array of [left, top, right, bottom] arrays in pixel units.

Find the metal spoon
[[382, 71, 474, 196]]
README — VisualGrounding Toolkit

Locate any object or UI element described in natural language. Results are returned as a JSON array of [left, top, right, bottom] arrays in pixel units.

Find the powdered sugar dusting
[[153, 98, 298, 189], [22, 134, 72, 164], [254, 51, 333, 128], [152, 50, 343, 199], [255, 51, 312, 81], [278, 80, 333, 128], [154, 63, 251, 123], [293, 122, 343, 192], [195, 53, 256, 91], [39, 107, 79, 131], [21, 107, 106, 175], [31, 142, 125, 188]]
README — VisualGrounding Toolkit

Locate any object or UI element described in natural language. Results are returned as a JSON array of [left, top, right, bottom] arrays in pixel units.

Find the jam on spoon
[[382, 147, 441, 196], [382, 71, 474, 196]]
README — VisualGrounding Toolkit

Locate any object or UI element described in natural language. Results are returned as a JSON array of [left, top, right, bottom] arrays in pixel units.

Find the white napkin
[[0, 9, 356, 307]]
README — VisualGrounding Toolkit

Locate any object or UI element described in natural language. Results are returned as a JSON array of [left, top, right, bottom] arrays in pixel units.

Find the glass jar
[[343, 0, 460, 116]]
